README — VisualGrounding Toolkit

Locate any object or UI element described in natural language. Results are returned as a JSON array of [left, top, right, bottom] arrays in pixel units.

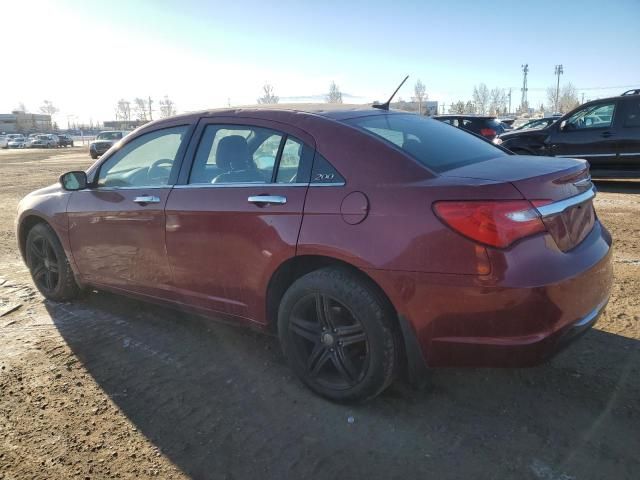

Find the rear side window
[[311, 153, 345, 184], [346, 114, 506, 173], [623, 100, 640, 128]]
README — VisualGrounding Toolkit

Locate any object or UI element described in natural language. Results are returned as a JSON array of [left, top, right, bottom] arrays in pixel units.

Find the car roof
[[147, 104, 406, 127]]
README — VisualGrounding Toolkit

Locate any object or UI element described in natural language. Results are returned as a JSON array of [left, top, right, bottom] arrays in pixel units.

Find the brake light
[[433, 200, 547, 248], [480, 128, 497, 139]]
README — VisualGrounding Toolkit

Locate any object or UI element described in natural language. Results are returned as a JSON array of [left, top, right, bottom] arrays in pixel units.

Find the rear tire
[[278, 267, 399, 403], [26, 223, 81, 302]]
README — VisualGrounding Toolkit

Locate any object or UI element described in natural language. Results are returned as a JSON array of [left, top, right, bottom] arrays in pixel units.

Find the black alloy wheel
[[288, 292, 369, 390]]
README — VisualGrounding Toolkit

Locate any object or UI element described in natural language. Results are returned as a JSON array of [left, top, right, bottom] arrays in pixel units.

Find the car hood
[[27, 183, 63, 197]]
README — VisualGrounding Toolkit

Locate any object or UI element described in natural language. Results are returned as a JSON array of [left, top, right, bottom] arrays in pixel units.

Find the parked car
[[432, 115, 506, 141], [56, 134, 74, 147], [28, 134, 57, 148], [2, 134, 20, 148], [89, 131, 126, 159], [8, 135, 27, 148], [497, 89, 640, 177], [17, 107, 612, 402], [514, 117, 559, 131]]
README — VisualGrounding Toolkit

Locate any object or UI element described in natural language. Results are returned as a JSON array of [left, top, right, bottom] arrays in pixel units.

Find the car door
[[164, 118, 314, 324], [615, 96, 640, 174], [67, 123, 191, 298], [548, 101, 619, 170]]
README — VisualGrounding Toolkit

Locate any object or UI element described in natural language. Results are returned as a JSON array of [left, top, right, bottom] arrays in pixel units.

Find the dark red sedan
[[16, 106, 613, 402]]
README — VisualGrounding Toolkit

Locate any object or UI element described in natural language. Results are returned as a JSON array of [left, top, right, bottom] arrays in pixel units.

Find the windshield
[[345, 114, 506, 173], [516, 118, 553, 130], [97, 131, 123, 140]]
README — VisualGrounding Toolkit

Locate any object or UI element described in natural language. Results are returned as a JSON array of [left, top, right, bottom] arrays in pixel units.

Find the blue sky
[[3, 0, 639, 123]]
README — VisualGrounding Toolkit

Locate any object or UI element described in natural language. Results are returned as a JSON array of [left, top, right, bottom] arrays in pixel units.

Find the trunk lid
[[442, 155, 595, 251]]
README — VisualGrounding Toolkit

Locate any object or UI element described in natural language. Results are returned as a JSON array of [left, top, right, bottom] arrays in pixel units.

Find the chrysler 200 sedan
[[16, 106, 613, 402]]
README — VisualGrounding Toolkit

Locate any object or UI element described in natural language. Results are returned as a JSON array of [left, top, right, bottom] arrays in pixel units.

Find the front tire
[[26, 223, 81, 301], [278, 267, 399, 403]]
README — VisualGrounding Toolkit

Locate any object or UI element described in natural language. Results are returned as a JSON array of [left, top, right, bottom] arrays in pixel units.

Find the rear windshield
[[345, 114, 506, 173]]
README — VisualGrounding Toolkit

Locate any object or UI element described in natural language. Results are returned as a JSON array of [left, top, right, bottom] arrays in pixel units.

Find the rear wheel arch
[[266, 255, 397, 333]]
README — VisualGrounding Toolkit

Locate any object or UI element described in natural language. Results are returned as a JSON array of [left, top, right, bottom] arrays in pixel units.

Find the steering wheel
[[147, 159, 173, 184]]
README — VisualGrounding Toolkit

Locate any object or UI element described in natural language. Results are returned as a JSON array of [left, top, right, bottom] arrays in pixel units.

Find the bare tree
[[159, 95, 176, 118], [472, 84, 490, 115], [16, 102, 27, 113], [546, 83, 579, 114], [546, 87, 559, 113], [412, 79, 427, 115], [133, 97, 149, 121], [39, 100, 59, 116], [257, 83, 279, 104], [449, 101, 466, 114], [326, 81, 343, 104], [115, 99, 131, 121], [489, 88, 506, 115], [464, 101, 476, 114]]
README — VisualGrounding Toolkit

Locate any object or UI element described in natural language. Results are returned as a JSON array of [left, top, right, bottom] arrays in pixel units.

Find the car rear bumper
[[365, 221, 613, 368]]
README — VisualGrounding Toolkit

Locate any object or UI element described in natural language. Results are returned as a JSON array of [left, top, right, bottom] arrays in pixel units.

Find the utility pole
[[554, 64, 563, 112], [148, 96, 154, 121], [520, 64, 529, 113], [508, 88, 512, 114], [581, 92, 585, 104]]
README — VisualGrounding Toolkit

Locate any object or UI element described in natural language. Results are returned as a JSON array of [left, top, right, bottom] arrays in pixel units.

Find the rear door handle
[[134, 195, 161, 205], [601, 131, 615, 138], [248, 195, 287, 205]]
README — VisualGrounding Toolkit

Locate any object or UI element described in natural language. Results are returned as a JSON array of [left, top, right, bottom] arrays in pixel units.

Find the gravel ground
[[0, 147, 638, 480]]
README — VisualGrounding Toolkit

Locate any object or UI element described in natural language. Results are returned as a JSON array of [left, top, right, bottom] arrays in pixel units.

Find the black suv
[[90, 131, 125, 159], [433, 115, 506, 141], [56, 134, 74, 147], [498, 90, 640, 178]]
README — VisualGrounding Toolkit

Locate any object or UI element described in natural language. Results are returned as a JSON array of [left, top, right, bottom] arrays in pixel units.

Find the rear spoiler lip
[[535, 186, 596, 218]]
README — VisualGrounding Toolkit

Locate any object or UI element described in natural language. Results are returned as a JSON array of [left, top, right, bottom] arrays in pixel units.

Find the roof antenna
[[372, 75, 409, 110]]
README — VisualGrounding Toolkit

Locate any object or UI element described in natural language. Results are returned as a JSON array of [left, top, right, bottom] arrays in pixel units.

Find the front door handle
[[601, 131, 615, 138], [134, 195, 161, 205], [248, 195, 287, 206]]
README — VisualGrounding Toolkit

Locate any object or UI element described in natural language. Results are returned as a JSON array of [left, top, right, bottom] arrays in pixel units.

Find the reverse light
[[433, 200, 547, 248], [479, 128, 497, 139]]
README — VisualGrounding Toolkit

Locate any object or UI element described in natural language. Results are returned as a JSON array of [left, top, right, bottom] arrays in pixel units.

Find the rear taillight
[[433, 200, 547, 248], [480, 128, 497, 139]]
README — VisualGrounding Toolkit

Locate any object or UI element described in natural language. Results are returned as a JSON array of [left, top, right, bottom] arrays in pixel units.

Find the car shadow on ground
[[47, 292, 640, 480]]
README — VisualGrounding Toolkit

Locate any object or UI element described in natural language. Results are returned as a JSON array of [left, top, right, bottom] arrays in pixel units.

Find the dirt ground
[[0, 147, 638, 480]]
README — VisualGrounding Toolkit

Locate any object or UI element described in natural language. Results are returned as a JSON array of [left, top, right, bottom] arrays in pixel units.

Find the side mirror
[[60, 171, 88, 191], [559, 120, 567, 131]]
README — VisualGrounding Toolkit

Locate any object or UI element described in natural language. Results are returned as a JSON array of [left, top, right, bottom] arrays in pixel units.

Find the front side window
[[189, 124, 304, 184], [565, 103, 616, 130], [346, 114, 506, 173], [97, 126, 187, 187]]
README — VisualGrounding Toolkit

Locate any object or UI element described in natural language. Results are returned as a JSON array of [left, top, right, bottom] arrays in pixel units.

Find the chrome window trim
[[174, 182, 309, 189], [619, 152, 640, 157], [172, 181, 346, 189], [86, 185, 170, 191], [535, 186, 596, 218]]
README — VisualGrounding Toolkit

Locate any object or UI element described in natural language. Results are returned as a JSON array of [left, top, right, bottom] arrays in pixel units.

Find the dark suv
[[498, 90, 640, 177], [90, 131, 126, 159], [433, 115, 506, 141], [56, 134, 74, 147]]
